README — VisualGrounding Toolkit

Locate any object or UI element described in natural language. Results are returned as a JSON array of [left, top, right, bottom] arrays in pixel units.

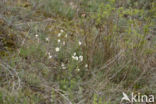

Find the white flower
[[72, 53, 79, 61], [79, 55, 83, 61], [48, 55, 52, 59], [75, 56, 78, 61], [61, 63, 65, 67], [58, 39, 61, 43], [46, 37, 49, 42], [55, 47, 60, 52], [76, 68, 80, 72], [85, 64, 88, 68], [72, 56, 78, 61], [35, 34, 38, 37], [63, 41, 65, 45], [58, 33, 61, 37], [65, 34, 68, 38], [61, 63, 66, 69], [78, 41, 82, 46], [73, 52, 76, 56], [48, 52, 52, 59], [60, 29, 64, 33], [62, 66, 66, 69], [72, 56, 75, 59]]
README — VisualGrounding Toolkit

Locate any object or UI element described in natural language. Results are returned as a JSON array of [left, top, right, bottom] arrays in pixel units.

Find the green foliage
[[41, 0, 76, 19], [20, 43, 46, 59], [0, 0, 155, 104]]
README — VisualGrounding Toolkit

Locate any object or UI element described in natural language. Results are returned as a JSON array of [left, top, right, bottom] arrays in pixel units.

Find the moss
[[0, 19, 18, 56]]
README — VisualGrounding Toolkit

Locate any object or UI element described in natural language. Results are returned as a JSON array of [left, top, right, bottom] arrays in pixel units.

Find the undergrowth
[[0, 0, 156, 104]]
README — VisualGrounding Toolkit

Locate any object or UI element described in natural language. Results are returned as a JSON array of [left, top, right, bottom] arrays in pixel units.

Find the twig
[[99, 49, 125, 71], [14, 18, 56, 26]]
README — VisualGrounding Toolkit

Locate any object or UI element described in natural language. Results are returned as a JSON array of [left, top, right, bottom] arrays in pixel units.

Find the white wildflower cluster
[[60, 29, 64, 33], [79, 55, 83, 61], [71, 40, 89, 72], [35, 34, 50, 43], [58, 29, 65, 37], [65, 34, 68, 38], [55, 47, 60, 52], [46, 37, 49, 42], [55, 30, 64, 52], [72, 52, 83, 62], [48, 52, 52, 59], [76, 68, 80, 72], [58, 39, 61, 43], [78, 41, 82, 46], [35, 34, 39, 38], [72, 56, 78, 61], [57, 29, 68, 39], [58, 33, 61, 37], [55, 29, 68, 52], [61, 63, 66, 69], [63, 41, 66, 45], [35, 29, 88, 72], [72, 52, 78, 61], [35, 34, 40, 43], [85, 64, 88, 68]]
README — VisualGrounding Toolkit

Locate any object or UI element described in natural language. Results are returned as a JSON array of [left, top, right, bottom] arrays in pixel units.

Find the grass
[[0, 0, 156, 104]]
